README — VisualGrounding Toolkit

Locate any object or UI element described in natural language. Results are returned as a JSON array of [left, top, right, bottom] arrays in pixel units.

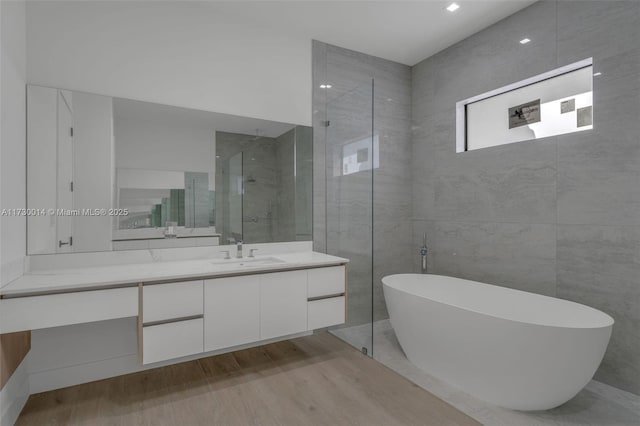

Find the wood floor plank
[[16, 333, 480, 426]]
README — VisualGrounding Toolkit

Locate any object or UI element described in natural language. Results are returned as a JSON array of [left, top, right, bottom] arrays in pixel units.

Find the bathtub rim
[[382, 273, 614, 330]]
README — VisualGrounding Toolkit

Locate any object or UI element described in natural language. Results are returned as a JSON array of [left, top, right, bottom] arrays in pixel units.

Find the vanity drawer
[[142, 318, 204, 364], [308, 266, 346, 299], [143, 280, 203, 323], [0, 287, 138, 333], [308, 296, 345, 330]]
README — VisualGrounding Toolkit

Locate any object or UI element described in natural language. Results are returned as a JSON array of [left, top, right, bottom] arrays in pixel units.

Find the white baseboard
[[0, 358, 29, 426]]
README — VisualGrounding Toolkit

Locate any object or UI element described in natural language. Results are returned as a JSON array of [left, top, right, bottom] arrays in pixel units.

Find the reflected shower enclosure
[[216, 126, 313, 244]]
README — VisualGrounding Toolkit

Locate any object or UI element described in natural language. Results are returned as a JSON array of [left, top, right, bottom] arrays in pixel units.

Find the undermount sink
[[211, 256, 286, 267]]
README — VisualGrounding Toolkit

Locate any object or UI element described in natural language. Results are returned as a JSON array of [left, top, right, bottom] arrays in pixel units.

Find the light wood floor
[[17, 333, 481, 426]]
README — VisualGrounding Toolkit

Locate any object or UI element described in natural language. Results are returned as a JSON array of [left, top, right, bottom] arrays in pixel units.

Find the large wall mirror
[[26, 85, 312, 254]]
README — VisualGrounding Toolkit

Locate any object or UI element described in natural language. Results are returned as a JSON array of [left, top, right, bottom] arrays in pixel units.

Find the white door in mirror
[[56, 90, 74, 253]]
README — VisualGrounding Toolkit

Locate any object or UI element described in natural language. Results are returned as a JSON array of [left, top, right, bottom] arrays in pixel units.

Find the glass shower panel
[[326, 81, 374, 356], [223, 152, 243, 243]]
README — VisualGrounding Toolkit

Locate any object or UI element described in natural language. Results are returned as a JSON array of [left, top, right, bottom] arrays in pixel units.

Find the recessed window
[[456, 58, 593, 152]]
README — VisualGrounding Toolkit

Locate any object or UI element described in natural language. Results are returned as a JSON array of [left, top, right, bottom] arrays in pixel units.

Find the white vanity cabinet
[[0, 287, 138, 333], [203, 270, 309, 350], [140, 266, 346, 363], [3, 262, 347, 365], [141, 280, 204, 364], [142, 318, 204, 365], [260, 270, 308, 340], [204, 275, 260, 352], [143, 280, 203, 323], [307, 266, 346, 329]]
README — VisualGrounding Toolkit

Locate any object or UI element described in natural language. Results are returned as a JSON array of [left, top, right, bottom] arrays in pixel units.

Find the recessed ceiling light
[[519, 38, 531, 44], [593, 72, 602, 76], [446, 3, 460, 12], [319, 84, 332, 89]]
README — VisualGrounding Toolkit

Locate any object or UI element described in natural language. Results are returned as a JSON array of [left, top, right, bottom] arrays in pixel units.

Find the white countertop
[[0, 251, 348, 298]]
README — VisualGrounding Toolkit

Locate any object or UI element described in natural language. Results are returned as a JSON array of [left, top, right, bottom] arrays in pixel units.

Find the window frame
[[455, 57, 593, 153]]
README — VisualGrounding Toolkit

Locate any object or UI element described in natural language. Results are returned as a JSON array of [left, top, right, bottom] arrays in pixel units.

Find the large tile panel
[[432, 140, 557, 224], [557, 224, 640, 394], [557, 49, 640, 226], [413, 220, 557, 296], [557, 0, 640, 64]]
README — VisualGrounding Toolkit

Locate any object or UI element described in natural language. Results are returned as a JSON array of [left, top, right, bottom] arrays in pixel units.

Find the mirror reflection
[[26, 85, 312, 254]]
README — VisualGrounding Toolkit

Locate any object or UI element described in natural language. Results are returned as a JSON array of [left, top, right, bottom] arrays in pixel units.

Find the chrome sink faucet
[[236, 241, 243, 259]]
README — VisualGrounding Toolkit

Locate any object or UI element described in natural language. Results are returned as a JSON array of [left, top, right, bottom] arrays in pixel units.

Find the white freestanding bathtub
[[382, 274, 614, 411]]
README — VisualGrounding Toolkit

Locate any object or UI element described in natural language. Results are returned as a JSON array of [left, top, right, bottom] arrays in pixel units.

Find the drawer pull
[[143, 314, 203, 327], [308, 292, 345, 302]]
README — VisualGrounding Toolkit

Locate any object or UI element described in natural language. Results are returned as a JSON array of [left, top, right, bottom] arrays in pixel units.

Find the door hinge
[[70, 181, 74, 192], [70, 127, 74, 137]]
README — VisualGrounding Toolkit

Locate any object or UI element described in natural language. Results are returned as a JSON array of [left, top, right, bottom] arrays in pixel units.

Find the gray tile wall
[[215, 131, 278, 243], [217, 129, 313, 244], [411, 0, 639, 394], [295, 126, 313, 241], [312, 41, 413, 325], [275, 128, 296, 241]]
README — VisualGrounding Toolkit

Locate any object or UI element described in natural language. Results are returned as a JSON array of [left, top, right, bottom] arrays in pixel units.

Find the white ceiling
[[211, 0, 538, 66], [110, 2, 541, 131]]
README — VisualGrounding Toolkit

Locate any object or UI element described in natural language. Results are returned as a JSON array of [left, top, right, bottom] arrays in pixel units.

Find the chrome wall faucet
[[420, 233, 428, 274]]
